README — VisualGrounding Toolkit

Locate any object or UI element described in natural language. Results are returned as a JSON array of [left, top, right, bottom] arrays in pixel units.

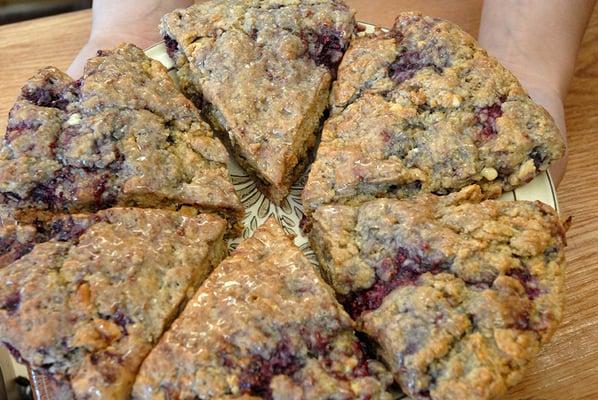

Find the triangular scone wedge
[[302, 12, 565, 214], [132, 217, 392, 399], [160, 0, 355, 203], [0, 208, 227, 399], [0, 44, 243, 231], [309, 185, 567, 400]]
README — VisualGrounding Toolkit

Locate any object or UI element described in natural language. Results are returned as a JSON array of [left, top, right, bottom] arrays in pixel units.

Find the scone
[[0, 208, 227, 399], [302, 12, 565, 214], [309, 186, 566, 400], [161, 0, 355, 203], [0, 44, 242, 230], [132, 217, 393, 399]]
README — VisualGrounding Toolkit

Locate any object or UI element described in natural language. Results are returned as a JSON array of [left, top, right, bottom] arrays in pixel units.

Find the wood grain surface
[[0, 1, 596, 399]]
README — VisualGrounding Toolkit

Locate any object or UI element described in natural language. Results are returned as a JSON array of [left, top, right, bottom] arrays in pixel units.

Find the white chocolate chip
[[451, 94, 462, 107], [481, 167, 498, 181], [66, 113, 81, 126]]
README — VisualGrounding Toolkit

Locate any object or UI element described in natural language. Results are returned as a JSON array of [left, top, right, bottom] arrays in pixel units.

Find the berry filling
[[233, 329, 372, 398], [49, 216, 90, 242], [347, 339, 371, 378], [388, 50, 443, 84], [5, 120, 43, 143], [344, 248, 447, 318], [507, 268, 541, 299], [513, 310, 532, 330], [27, 155, 122, 210], [21, 87, 69, 111], [163, 35, 179, 60], [28, 167, 74, 209], [112, 309, 132, 335], [304, 25, 348, 74], [92, 173, 111, 203], [237, 339, 302, 398], [1, 291, 21, 316], [0, 236, 13, 255], [475, 100, 505, 141], [529, 146, 548, 170]]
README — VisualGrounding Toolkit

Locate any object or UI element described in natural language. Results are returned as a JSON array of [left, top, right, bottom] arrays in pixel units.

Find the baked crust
[[133, 217, 393, 399], [0, 44, 243, 230], [160, 0, 355, 203], [309, 185, 566, 400], [0, 208, 227, 399], [302, 12, 565, 214]]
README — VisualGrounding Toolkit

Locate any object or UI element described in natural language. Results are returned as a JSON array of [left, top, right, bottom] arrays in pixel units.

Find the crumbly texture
[[161, 0, 355, 203], [309, 186, 566, 400], [0, 208, 227, 399], [302, 13, 565, 214], [0, 221, 38, 268], [133, 217, 393, 400], [0, 44, 243, 230]]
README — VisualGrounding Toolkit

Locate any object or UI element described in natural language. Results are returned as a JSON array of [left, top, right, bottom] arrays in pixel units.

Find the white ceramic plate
[[145, 22, 559, 260]]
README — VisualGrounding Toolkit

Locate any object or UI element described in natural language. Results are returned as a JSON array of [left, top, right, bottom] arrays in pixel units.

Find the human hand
[[478, 0, 596, 187], [68, 0, 193, 77]]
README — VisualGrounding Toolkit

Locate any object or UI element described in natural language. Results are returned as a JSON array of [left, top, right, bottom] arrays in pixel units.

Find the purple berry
[[30, 182, 60, 208], [5, 120, 42, 142], [2, 291, 21, 316], [237, 339, 302, 398], [112, 309, 132, 335], [344, 247, 447, 318], [388, 50, 443, 84], [163, 35, 179, 59], [50, 216, 88, 242], [304, 26, 347, 75], [529, 146, 547, 170], [476, 103, 503, 140], [508, 268, 541, 299], [21, 87, 68, 111], [514, 310, 531, 330]]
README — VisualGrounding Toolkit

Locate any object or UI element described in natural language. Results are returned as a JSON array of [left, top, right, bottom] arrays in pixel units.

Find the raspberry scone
[[132, 217, 393, 399], [160, 0, 355, 203], [0, 208, 227, 399], [302, 13, 565, 214], [309, 186, 566, 400], [0, 44, 242, 229]]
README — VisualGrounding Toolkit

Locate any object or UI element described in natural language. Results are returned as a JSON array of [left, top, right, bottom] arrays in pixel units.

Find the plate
[[146, 21, 560, 257], [27, 22, 559, 400]]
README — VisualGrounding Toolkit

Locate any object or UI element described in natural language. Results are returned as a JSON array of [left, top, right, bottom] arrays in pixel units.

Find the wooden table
[[0, 1, 596, 399]]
